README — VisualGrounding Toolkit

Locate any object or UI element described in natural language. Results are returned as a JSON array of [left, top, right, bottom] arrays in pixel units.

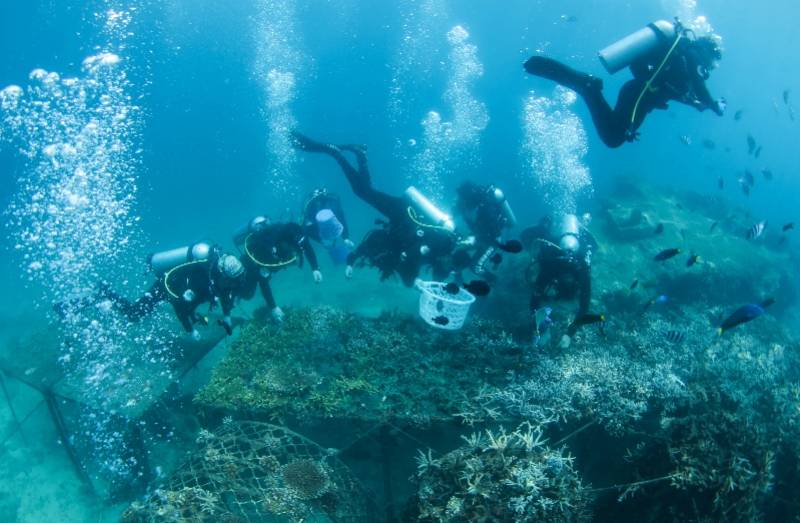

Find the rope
[[628, 31, 684, 135], [243, 233, 297, 269]]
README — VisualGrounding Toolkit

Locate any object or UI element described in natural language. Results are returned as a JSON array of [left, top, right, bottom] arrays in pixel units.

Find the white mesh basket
[[416, 280, 476, 330]]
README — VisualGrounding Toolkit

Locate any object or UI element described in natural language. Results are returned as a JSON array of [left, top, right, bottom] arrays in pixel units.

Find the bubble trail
[[253, 0, 304, 197], [411, 25, 489, 200], [521, 87, 592, 214]]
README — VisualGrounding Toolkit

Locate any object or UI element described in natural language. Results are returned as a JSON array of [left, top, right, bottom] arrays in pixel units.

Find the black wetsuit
[[525, 37, 723, 148], [524, 222, 592, 318], [238, 222, 319, 309], [292, 133, 457, 287], [105, 256, 240, 333], [302, 191, 350, 244]]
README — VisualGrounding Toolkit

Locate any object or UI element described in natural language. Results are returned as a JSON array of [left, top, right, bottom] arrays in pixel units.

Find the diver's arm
[[336, 201, 351, 240], [300, 237, 320, 271]]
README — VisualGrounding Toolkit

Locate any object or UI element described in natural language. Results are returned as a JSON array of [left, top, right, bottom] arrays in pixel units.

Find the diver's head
[[217, 254, 245, 285], [312, 187, 328, 199], [250, 215, 269, 233], [695, 35, 723, 69], [456, 181, 482, 205]]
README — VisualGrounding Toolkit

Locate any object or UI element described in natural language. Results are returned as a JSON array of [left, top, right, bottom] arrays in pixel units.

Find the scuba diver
[[454, 181, 523, 278], [234, 216, 321, 323], [524, 19, 725, 148], [302, 187, 355, 265], [522, 214, 598, 346], [100, 242, 247, 338], [290, 132, 465, 287]]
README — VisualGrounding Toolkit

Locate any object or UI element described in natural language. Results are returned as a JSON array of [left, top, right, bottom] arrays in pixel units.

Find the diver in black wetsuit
[[522, 214, 595, 337], [454, 181, 523, 278], [235, 218, 321, 323], [291, 132, 460, 287], [101, 243, 246, 338], [524, 21, 725, 148]]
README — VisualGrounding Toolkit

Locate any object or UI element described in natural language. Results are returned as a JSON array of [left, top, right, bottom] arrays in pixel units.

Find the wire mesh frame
[[124, 421, 375, 522]]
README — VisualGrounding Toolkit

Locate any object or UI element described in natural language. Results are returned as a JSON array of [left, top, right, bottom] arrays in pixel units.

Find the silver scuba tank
[[598, 20, 677, 74], [405, 186, 456, 232], [553, 214, 581, 254], [233, 215, 269, 245], [148, 242, 212, 276], [490, 187, 517, 228]]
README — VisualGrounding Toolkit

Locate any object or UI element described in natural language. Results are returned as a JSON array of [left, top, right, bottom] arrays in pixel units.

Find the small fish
[[499, 239, 523, 253], [746, 220, 767, 240], [754, 146, 762, 159], [664, 330, 686, 343], [640, 294, 668, 314], [747, 134, 756, 155], [654, 223, 664, 235], [559, 14, 578, 23], [630, 278, 639, 290], [784, 89, 790, 105], [701, 139, 716, 150], [740, 182, 750, 196], [444, 282, 460, 295], [743, 170, 755, 186], [432, 315, 450, 326], [718, 298, 774, 334], [654, 248, 681, 261], [709, 221, 719, 233], [717, 177, 724, 190], [464, 280, 491, 297], [762, 169, 773, 181], [782, 222, 794, 232], [686, 253, 701, 267], [734, 109, 743, 121], [679, 135, 692, 146]]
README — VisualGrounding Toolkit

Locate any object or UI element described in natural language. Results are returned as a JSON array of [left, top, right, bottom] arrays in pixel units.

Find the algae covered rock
[[195, 307, 524, 424]]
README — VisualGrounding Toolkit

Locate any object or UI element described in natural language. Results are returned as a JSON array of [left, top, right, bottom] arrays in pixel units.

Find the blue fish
[[718, 299, 774, 334]]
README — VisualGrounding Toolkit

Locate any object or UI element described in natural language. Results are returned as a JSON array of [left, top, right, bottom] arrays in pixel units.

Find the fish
[[499, 239, 523, 253], [567, 313, 605, 335], [654, 223, 664, 235], [686, 253, 701, 267], [654, 248, 681, 261], [746, 221, 767, 240], [782, 222, 794, 232], [679, 135, 692, 146], [432, 315, 450, 326], [718, 298, 774, 334], [664, 330, 686, 343], [489, 252, 503, 266], [640, 294, 668, 314], [747, 134, 756, 155], [741, 182, 750, 196], [734, 110, 743, 121], [701, 139, 716, 150], [630, 278, 639, 290], [743, 170, 755, 186], [784, 90, 790, 105], [444, 282, 460, 295], [717, 177, 724, 190], [709, 221, 719, 233], [559, 14, 578, 23], [754, 146, 762, 159], [762, 169, 773, 181], [464, 280, 491, 297]]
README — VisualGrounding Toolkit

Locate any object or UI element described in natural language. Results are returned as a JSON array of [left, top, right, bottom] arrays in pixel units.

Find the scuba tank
[[490, 186, 517, 228], [315, 209, 344, 244], [233, 215, 269, 246], [148, 242, 212, 276], [598, 20, 677, 74], [404, 186, 456, 232], [553, 214, 581, 254]]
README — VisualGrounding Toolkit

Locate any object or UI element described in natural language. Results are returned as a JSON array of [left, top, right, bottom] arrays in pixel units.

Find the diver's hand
[[189, 329, 202, 342], [218, 316, 233, 336], [271, 306, 285, 323], [344, 239, 355, 249], [345, 265, 354, 279], [312, 270, 323, 283], [714, 97, 726, 116]]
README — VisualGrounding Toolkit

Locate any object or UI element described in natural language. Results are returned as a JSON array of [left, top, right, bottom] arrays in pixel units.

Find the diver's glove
[[713, 97, 726, 116], [271, 306, 285, 323], [312, 270, 323, 283], [344, 239, 355, 249], [189, 329, 202, 342], [218, 316, 233, 336], [345, 265, 354, 279]]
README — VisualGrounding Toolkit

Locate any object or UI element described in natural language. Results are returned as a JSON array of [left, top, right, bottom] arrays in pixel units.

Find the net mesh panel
[[123, 421, 374, 522]]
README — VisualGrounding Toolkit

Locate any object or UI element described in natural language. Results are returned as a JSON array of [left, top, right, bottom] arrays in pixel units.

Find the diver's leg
[[257, 272, 278, 310], [611, 79, 657, 138], [577, 266, 592, 317], [170, 302, 194, 333]]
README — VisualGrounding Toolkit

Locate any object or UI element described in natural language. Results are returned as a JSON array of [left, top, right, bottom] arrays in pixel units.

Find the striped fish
[[746, 220, 767, 240], [664, 330, 686, 343]]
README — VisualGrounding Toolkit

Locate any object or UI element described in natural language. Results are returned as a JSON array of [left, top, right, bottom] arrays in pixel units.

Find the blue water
[[1, 0, 799, 520]]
